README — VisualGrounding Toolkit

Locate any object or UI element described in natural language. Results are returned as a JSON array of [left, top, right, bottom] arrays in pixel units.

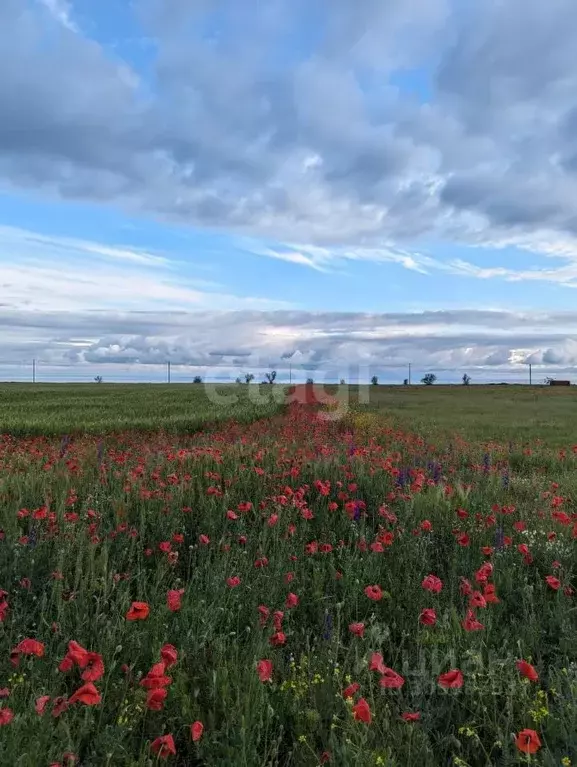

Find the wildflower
[[342, 682, 360, 699], [151, 734, 177, 759], [545, 575, 561, 591], [352, 697, 372, 723], [257, 659, 273, 682], [469, 591, 487, 608], [269, 631, 286, 647], [364, 585, 383, 601], [515, 728, 541, 754], [348, 622, 365, 637], [35, 695, 51, 715], [160, 644, 178, 669], [380, 668, 405, 689], [10, 638, 45, 666], [483, 583, 500, 603], [191, 721, 204, 742], [0, 707, 14, 725], [146, 688, 168, 711], [285, 593, 299, 609], [422, 575, 443, 593], [69, 682, 101, 706], [126, 602, 150, 621], [167, 589, 184, 612], [462, 609, 484, 632], [516, 660, 539, 682], [140, 662, 172, 690], [401, 712, 421, 722], [438, 669, 464, 689], [419, 608, 437, 626], [226, 576, 241, 588], [369, 652, 386, 674]]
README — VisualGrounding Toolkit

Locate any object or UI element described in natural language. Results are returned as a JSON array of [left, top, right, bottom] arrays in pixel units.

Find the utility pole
[[32, 359, 36, 384], [289, 363, 292, 384], [167, 360, 171, 384], [408, 363, 411, 385], [529, 363, 532, 386]]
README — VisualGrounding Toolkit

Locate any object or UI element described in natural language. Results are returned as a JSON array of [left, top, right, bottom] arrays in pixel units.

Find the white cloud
[[0, 225, 291, 313], [3, 308, 577, 382], [38, 0, 77, 32]]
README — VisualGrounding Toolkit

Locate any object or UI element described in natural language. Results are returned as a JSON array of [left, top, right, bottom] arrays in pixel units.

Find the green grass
[[333, 385, 577, 447], [0, 383, 285, 436]]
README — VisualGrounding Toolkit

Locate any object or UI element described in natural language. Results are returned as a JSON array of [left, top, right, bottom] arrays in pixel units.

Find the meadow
[[0, 384, 576, 766]]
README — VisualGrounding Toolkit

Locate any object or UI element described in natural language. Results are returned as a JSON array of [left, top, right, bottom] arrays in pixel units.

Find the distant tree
[[340, 378, 346, 385], [403, 378, 408, 386], [244, 373, 255, 384], [94, 376, 103, 384], [193, 375, 203, 384], [371, 375, 379, 385], [306, 377, 314, 384], [544, 376, 553, 385], [421, 373, 437, 386], [235, 376, 242, 384], [462, 373, 471, 386], [265, 370, 277, 384]]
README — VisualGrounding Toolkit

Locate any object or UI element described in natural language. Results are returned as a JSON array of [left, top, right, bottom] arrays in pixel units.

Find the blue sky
[[2, 0, 577, 382]]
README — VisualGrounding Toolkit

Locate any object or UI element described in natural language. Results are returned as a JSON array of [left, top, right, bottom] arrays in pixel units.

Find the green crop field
[[0, 384, 576, 766], [0, 383, 285, 436]]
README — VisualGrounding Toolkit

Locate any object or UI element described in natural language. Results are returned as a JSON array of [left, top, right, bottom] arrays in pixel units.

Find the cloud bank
[[2, 0, 577, 262]]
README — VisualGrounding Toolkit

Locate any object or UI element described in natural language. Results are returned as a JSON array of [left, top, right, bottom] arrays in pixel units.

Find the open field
[[0, 384, 284, 436], [344, 384, 577, 447], [2, 383, 577, 444], [0, 387, 576, 765]]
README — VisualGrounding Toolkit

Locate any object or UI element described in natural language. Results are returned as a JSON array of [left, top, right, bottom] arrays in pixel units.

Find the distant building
[[548, 379, 571, 386]]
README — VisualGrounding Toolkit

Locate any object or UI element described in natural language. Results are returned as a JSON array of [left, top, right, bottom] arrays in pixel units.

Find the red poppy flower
[[438, 669, 464, 689], [401, 712, 421, 722], [146, 688, 167, 711], [126, 602, 150, 621], [10, 638, 45, 666], [483, 583, 500, 603], [140, 662, 172, 689], [80, 652, 105, 682], [422, 575, 443, 593], [0, 707, 14, 726], [51, 697, 69, 717], [151, 734, 177, 759], [342, 682, 360, 699], [348, 622, 365, 637], [69, 682, 101, 706], [226, 576, 241, 588], [285, 593, 299, 609], [515, 729, 541, 754], [352, 697, 371, 723], [35, 695, 51, 715], [469, 591, 487, 608], [380, 668, 405, 689], [257, 659, 273, 682], [516, 660, 539, 682], [160, 644, 178, 669], [545, 575, 561, 590], [364, 585, 383, 601], [269, 631, 286, 647], [369, 652, 386, 674], [167, 589, 184, 612], [419, 608, 437, 626], [191, 721, 204, 742], [462, 609, 484, 632]]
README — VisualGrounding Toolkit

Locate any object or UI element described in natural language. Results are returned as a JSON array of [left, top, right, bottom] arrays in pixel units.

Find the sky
[[3, 0, 577, 383]]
